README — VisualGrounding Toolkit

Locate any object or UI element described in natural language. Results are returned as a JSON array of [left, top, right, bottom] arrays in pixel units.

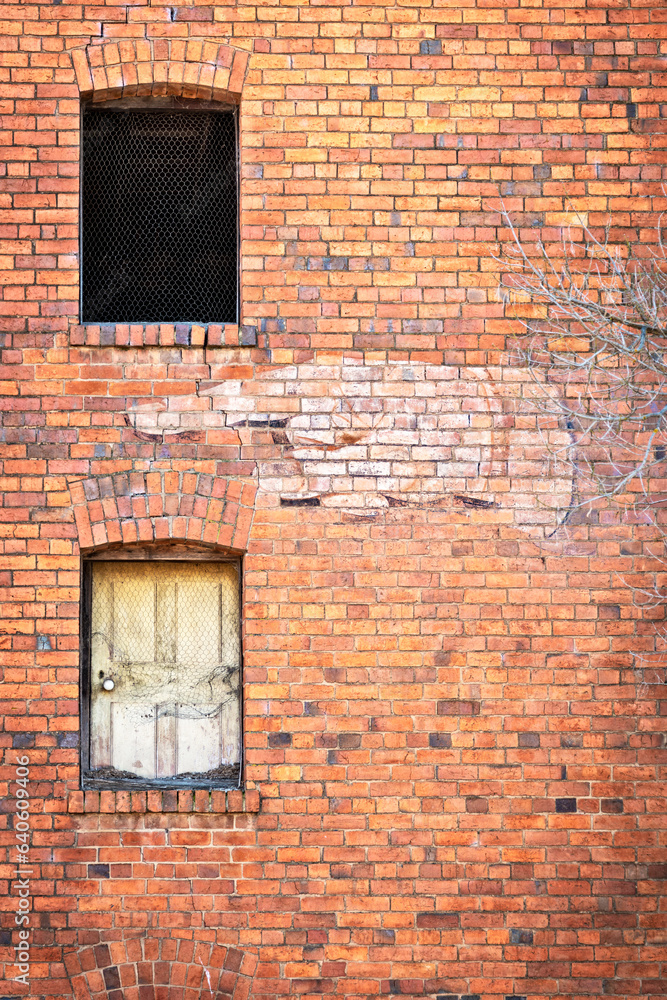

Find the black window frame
[[79, 96, 240, 327]]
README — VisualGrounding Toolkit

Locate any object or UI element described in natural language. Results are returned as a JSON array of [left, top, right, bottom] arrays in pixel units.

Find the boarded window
[[86, 561, 241, 787]]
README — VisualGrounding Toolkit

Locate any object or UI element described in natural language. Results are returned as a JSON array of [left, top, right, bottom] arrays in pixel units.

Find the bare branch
[[495, 203, 667, 528]]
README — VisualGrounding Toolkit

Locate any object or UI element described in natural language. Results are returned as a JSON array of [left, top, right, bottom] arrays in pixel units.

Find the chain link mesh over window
[[88, 561, 241, 787], [82, 109, 237, 323]]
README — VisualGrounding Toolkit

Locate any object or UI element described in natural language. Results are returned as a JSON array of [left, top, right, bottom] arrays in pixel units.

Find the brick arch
[[65, 937, 257, 1000], [68, 470, 256, 554], [71, 38, 250, 104]]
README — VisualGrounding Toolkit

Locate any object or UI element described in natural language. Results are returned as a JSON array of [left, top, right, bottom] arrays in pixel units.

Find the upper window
[[82, 558, 241, 789], [81, 105, 238, 323]]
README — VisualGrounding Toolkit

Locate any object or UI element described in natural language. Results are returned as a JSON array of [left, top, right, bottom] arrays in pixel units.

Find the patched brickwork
[[1, 0, 666, 998]]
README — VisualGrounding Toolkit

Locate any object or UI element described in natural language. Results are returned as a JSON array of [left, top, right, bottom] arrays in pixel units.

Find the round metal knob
[[102, 678, 115, 691]]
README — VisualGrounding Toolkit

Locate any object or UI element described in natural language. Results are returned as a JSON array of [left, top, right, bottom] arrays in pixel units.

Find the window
[[81, 558, 241, 789], [81, 102, 238, 323]]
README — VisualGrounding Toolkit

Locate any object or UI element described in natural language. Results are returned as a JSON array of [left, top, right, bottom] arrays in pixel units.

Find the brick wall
[[1, 0, 666, 998]]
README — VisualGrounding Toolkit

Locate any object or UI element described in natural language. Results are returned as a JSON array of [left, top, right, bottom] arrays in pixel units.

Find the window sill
[[69, 322, 257, 348], [67, 787, 259, 814]]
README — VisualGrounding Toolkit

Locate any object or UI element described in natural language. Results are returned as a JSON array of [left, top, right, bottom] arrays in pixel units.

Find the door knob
[[102, 678, 115, 691]]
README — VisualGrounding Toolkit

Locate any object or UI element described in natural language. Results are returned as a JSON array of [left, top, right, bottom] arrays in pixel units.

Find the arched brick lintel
[[72, 38, 250, 104], [65, 938, 257, 1000], [68, 470, 256, 554]]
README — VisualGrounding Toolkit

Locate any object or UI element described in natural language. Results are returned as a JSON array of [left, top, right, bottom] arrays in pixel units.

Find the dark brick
[[509, 930, 534, 945], [240, 324, 258, 346], [437, 700, 480, 716], [57, 732, 79, 748], [429, 732, 452, 748], [87, 864, 110, 878], [268, 733, 292, 747], [12, 734, 35, 749], [102, 966, 121, 990]]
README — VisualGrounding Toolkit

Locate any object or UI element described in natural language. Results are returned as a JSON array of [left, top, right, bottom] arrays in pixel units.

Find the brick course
[[1, 0, 666, 997]]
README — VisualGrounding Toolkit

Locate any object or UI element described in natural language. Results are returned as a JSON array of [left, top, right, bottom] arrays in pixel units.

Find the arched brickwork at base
[[65, 938, 257, 1000], [68, 470, 256, 554]]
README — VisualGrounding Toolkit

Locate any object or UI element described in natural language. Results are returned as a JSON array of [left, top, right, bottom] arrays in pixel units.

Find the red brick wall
[[1, 0, 666, 998]]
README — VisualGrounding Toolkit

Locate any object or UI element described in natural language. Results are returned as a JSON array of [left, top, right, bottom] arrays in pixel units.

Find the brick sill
[[68, 788, 259, 814], [69, 322, 258, 348]]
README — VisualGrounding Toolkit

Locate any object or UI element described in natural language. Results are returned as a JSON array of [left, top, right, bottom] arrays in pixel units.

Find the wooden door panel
[[155, 580, 177, 663], [89, 561, 241, 782], [176, 706, 221, 774], [176, 575, 220, 665], [156, 706, 178, 777], [90, 696, 111, 768], [112, 570, 156, 663], [111, 703, 156, 779], [220, 699, 241, 765]]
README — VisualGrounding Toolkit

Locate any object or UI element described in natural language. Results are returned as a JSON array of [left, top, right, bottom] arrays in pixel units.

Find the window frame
[[78, 95, 241, 327], [80, 545, 244, 791]]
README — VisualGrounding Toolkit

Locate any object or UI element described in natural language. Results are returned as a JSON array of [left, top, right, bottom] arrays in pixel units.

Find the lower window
[[81, 558, 241, 789]]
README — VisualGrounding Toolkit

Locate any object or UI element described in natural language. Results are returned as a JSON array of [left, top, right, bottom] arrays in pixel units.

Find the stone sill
[[68, 788, 259, 814], [69, 322, 258, 348]]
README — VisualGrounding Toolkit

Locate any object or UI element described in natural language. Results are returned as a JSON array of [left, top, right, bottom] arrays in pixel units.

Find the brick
[[1, 6, 661, 1000]]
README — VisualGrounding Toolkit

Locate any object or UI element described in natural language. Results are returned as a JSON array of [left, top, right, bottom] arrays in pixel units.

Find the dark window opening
[[81, 108, 238, 324]]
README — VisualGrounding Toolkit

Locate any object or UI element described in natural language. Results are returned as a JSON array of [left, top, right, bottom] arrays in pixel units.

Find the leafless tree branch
[[495, 202, 667, 645]]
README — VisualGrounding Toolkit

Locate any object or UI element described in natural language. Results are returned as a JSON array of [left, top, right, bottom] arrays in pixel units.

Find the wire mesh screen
[[82, 109, 237, 323], [89, 561, 241, 786]]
